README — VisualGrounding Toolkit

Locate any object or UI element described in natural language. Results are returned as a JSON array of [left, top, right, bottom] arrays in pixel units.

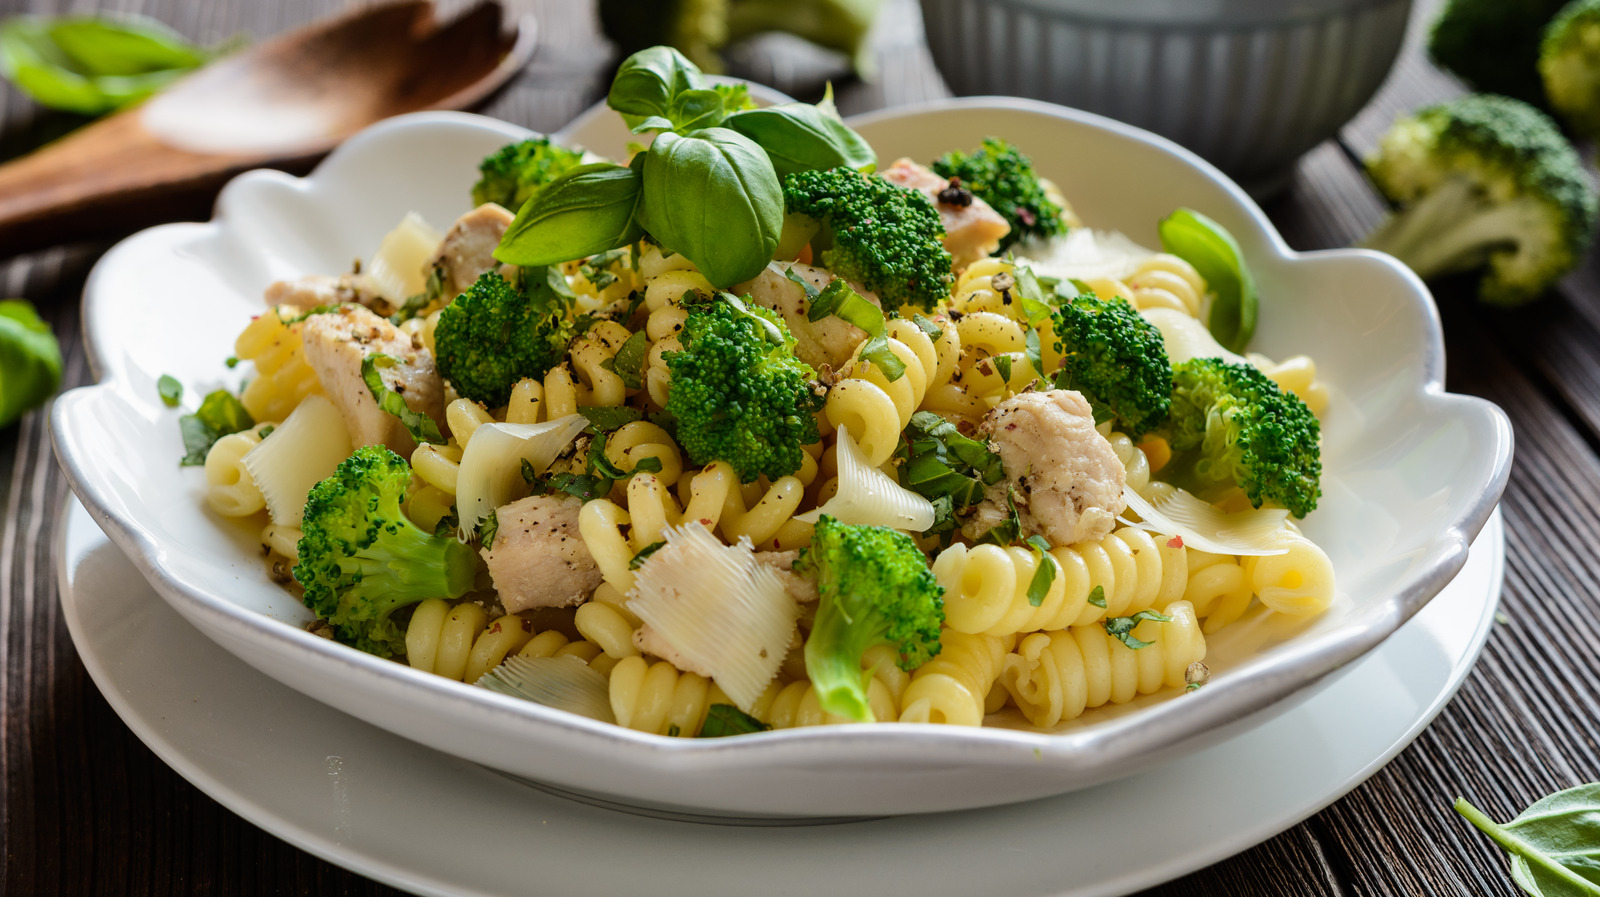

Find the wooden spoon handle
[[0, 113, 271, 255]]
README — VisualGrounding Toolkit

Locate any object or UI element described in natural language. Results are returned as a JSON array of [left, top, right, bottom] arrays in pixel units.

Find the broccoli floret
[[1162, 358, 1321, 519], [294, 446, 477, 658], [664, 293, 823, 482], [796, 515, 944, 722], [1051, 291, 1172, 438], [931, 138, 1066, 250], [1429, 0, 1568, 106], [1541, 0, 1600, 138], [598, 0, 881, 76], [1362, 95, 1597, 306], [433, 269, 574, 407], [782, 167, 953, 312], [471, 137, 588, 211]]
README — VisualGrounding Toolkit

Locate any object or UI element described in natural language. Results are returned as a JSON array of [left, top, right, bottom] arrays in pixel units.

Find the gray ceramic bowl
[[919, 0, 1412, 195]]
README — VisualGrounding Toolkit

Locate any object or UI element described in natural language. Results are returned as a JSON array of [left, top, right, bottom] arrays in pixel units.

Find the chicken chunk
[[299, 305, 446, 456], [429, 203, 515, 297], [480, 494, 603, 613], [962, 390, 1127, 545], [755, 549, 819, 605], [882, 158, 1011, 269], [734, 261, 881, 370], [264, 272, 390, 316]]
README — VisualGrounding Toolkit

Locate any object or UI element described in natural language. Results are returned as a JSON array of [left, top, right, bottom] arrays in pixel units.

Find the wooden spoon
[[0, 1, 535, 256]]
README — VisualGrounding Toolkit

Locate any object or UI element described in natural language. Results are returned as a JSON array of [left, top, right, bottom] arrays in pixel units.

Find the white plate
[[58, 496, 1504, 896], [49, 98, 1513, 816]]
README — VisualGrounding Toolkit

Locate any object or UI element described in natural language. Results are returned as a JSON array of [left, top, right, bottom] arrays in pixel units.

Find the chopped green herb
[[156, 374, 182, 407], [911, 313, 944, 342], [578, 405, 645, 433], [479, 509, 499, 546], [178, 389, 253, 466], [1087, 585, 1106, 608], [630, 540, 666, 569], [1104, 609, 1173, 650], [601, 329, 649, 390], [257, 424, 275, 439], [1025, 534, 1055, 606], [361, 354, 443, 444], [993, 354, 1012, 383], [697, 703, 772, 737], [224, 355, 239, 369]]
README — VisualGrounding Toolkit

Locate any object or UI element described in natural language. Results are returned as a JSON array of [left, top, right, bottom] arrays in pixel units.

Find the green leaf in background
[[606, 45, 705, 131], [361, 354, 443, 444], [494, 162, 645, 267], [1158, 208, 1258, 354], [0, 299, 62, 429], [156, 374, 182, 407], [722, 90, 877, 180], [0, 15, 212, 115], [178, 389, 252, 466], [1456, 784, 1600, 896], [638, 128, 783, 287]]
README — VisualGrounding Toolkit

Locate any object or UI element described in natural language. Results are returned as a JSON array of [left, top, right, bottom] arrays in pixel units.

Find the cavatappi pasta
[[194, 115, 1340, 742]]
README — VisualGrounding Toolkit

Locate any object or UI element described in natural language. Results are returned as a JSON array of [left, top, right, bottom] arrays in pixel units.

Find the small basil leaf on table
[[607, 45, 705, 130], [1158, 207, 1258, 354], [1456, 783, 1600, 896], [722, 100, 877, 180], [0, 299, 62, 428], [0, 15, 210, 115], [494, 162, 644, 267], [638, 128, 782, 288], [156, 374, 183, 407]]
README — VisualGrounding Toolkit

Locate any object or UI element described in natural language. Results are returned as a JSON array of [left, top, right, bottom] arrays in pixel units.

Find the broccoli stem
[[1362, 177, 1531, 280], [349, 522, 477, 611], [803, 606, 879, 722]]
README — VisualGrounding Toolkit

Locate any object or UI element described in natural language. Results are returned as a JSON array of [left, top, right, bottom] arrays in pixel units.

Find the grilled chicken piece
[[735, 261, 881, 370], [429, 203, 515, 297], [480, 494, 603, 613], [754, 549, 819, 605], [882, 158, 1011, 269], [300, 305, 445, 456], [264, 272, 391, 316], [963, 389, 1127, 545]]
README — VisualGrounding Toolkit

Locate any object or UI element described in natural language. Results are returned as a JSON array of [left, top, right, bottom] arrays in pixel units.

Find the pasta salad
[[183, 46, 1335, 738]]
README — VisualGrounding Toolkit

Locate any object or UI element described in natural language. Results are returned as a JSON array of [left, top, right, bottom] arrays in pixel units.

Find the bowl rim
[[49, 98, 1513, 780]]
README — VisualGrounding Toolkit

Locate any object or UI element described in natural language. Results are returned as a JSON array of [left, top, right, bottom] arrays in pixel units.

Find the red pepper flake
[[699, 518, 713, 526], [1167, 535, 1184, 549]]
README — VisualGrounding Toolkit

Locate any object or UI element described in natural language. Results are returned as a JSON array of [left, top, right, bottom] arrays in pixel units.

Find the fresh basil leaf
[[698, 703, 772, 737], [361, 354, 443, 444], [1025, 535, 1055, 607], [668, 88, 729, 131], [0, 15, 210, 115], [156, 374, 182, 407], [637, 129, 783, 288], [578, 405, 644, 432], [858, 336, 907, 382], [1024, 328, 1043, 380], [1103, 609, 1173, 650], [977, 488, 1023, 547], [628, 115, 676, 134], [607, 46, 705, 130], [1159, 208, 1258, 353], [579, 248, 626, 292], [911, 313, 944, 342], [495, 163, 644, 267], [603, 329, 649, 390], [722, 100, 877, 180], [907, 411, 1004, 485], [629, 540, 666, 570], [178, 389, 253, 466], [993, 354, 1012, 383], [0, 298, 62, 428], [1009, 263, 1056, 328], [520, 458, 538, 486], [1087, 585, 1106, 608], [478, 509, 499, 547], [1456, 784, 1600, 897]]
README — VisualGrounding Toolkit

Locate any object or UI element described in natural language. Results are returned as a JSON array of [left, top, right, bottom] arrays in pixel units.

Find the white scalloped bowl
[[51, 98, 1511, 818]]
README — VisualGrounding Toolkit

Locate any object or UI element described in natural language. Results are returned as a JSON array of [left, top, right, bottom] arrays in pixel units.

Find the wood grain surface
[[1, 0, 1592, 894]]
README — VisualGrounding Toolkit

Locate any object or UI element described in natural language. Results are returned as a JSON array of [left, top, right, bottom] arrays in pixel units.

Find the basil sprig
[[0, 15, 216, 115], [1158, 208, 1258, 354], [639, 129, 783, 287], [1456, 783, 1600, 895], [495, 46, 877, 290]]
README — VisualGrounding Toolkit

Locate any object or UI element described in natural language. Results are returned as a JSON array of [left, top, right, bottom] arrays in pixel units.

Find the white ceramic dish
[[50, 98, 1512, 817], [57, 495, 1505, 896]]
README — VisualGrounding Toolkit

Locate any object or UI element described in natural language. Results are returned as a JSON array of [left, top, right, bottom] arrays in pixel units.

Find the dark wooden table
[[1, 0, 1593, 893]]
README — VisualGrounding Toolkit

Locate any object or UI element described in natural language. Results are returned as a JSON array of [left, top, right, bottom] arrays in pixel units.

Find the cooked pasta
[[999, 600, 1206, 727], [196, 93, 1340, 744]]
